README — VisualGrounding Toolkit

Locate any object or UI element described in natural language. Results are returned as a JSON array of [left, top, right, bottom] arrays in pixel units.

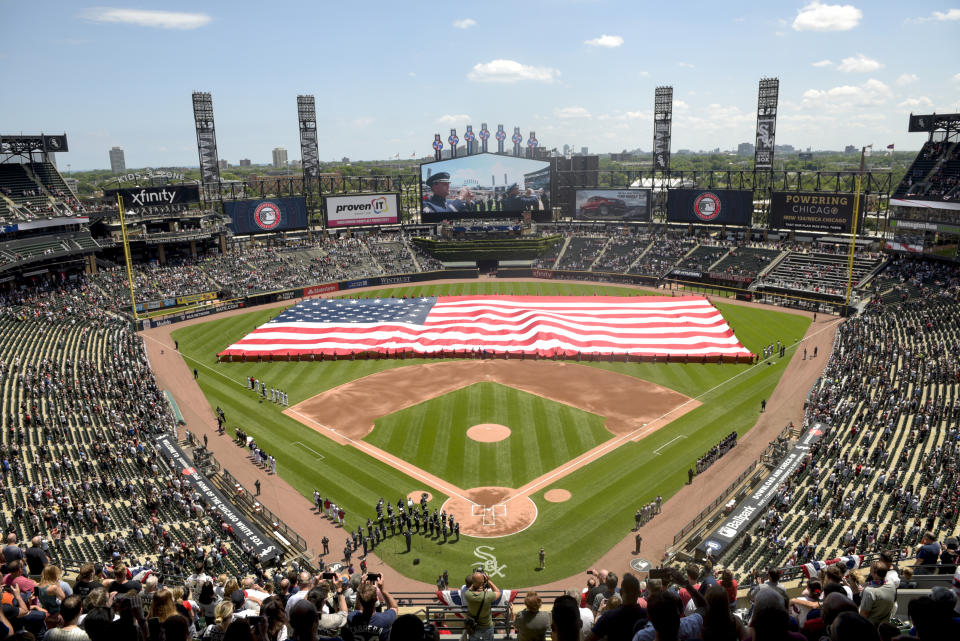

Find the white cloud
[[407, 72, 416, 77], [811, 59, 833, 67], [896, 73, 919, 86], [79, 7, 211, 29], [351, 117, 375, 128], [898, 97, 933, 108], [912, 9, 960, 22], [436, 114, 470, 124], [584, 34, 623, 48], [792, 2, 862, 31], [954, 73, 960, 82], [554, 107, 592, 119], [467, 59, 560, 83], [452, 18, 476, 29], [933, 9, 960, 20], [836, 53, 883, 73], [676, 61, 694, 68], [801, 78, 892, 112], [638, 71, 649, 77]]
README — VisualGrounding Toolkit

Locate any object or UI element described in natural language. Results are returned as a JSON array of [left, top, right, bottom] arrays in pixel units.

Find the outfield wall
[[137, 269, 480, 330]]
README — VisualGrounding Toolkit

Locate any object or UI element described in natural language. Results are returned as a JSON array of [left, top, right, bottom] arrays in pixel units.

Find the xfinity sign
[[324, 193, 399, 228], [108, 185, 200, 210]]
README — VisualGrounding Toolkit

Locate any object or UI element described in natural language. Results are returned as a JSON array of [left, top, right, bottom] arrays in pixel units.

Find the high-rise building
[[272, 147, 288, 168], [218, 159, 228, 169], [239, 158, 252, 167], [580, 146, 588, 155], [737, 142, 755, 157], [109, 147, 126, 173]]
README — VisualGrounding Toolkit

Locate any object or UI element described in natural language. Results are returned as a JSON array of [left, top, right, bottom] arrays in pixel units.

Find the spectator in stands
[[719, 570, 738, 607], [564, 588, 594, 636], [201, 600, 234, 639], [633, 569, 706, 641], [289, 598, 319, 641], [915, 532, 942, 574], [3, 560, 36, 595], [829, 611, 879, 640], [72, 564, 99, 600], [79, 606, 113, 641], [38, 565, 67, 625], [1, 535, 22, 566], [514, 591, 550, 640], [24, 536, 48, 576], [343, 576, 398, 640], [748, 588, 803, 641], [197, 580, 220, 622], [858, 562, 895, 627], [586, 573, 646, 641], [44, 594, 89, 641], [308, 580, 348, 635], [550, 594, 584, 641], [285, 571, 314, 616], [148, 588, 178, 624], [592, 572, 619, 614], [701, 584, 746, 641], [162, 613, 191, 641], [260, 596, 288, 641]]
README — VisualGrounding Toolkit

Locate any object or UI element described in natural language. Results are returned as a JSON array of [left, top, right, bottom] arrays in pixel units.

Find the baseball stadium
[[3, 5, 960, 640]]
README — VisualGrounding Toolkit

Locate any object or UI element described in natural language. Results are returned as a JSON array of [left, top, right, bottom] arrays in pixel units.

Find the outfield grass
[[367, 382, 611, 489], [171, 281, 809, 585]]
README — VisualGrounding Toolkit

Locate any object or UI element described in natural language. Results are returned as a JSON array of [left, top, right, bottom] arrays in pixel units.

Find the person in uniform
[[503, 183, 525, 212], [404, 528, 412, 552], [423, 172, 457, 214], [538, 547, 546, 569]]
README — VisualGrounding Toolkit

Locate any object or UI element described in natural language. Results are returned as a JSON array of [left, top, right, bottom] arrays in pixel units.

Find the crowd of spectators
[[897, 141, 960, 202], [716, 258, 960, 586]]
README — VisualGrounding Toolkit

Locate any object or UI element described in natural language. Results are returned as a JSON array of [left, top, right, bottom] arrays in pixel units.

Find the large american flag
[[217, 295, 753, 359]]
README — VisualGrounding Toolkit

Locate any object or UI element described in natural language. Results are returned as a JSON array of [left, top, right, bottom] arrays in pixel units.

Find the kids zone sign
[[324, 193, 400, 227]]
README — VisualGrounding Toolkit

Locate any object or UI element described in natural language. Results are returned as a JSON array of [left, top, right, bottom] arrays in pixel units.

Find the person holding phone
[[342, 574, 397, 641]]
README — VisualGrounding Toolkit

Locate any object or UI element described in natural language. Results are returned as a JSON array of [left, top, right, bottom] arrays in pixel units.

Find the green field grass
[[171, 281, 810, 585], [366, 382, 611, 489]]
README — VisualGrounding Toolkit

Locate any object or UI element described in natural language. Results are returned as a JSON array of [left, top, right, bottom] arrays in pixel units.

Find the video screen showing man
[[420, 153, 551, 218]]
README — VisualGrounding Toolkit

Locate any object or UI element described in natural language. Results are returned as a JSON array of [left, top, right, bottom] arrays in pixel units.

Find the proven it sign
[[324, 193, 399, 228]]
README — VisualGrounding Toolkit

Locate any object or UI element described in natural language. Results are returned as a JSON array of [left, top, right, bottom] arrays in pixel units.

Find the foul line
[[654, 435, 687, 455], [292, 441, 325, 460]]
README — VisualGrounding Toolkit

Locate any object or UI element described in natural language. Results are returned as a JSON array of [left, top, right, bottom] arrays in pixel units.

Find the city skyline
[[3, 1, 958, 170]]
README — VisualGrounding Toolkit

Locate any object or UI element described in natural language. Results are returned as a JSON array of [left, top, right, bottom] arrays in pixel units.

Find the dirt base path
[[142, 277, 839, 592]]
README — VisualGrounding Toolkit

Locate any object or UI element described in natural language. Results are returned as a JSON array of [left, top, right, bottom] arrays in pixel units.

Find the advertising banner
[[304, 283, 340, 297], [224, 198, 308, 235], [667, 190, 753, 226], [769, 192, 863, 233], [574, 189, 651, 220], [699, 424, 823, 555], [156, 435, 278, 562], [323, 193, 399, 227], [106, 185, 201, 210]]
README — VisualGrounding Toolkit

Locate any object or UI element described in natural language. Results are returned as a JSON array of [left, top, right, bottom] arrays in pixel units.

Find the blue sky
[[2, 1, 958, 170]]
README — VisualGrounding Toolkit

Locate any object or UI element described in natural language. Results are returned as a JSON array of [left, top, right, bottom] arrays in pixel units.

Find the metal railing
[[672, 461, 759, 545], [220, 468, 309, 554]]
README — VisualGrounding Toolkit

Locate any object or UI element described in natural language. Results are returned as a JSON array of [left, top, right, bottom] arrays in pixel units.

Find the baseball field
[[171, 280, 809, 585]]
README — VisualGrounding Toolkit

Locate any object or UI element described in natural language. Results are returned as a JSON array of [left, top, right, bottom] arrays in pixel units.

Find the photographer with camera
[[463, 570, 501, 641], [342, 574, 398, 641]]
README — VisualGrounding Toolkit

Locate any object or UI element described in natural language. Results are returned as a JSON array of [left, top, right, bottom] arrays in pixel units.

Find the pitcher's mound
[[467, 423, 511, 443], [442, 487, 537, 538], [544, 489, 571, 503]]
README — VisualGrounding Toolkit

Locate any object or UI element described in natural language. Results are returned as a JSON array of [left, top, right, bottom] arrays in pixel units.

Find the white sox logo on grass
[[254, 201, 282, 231], [474, 545, 506, 577], [693, 192, 721, 222]]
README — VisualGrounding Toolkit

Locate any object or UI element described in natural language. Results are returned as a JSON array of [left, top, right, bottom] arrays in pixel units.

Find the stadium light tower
[[844, 144, 871, 309]]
